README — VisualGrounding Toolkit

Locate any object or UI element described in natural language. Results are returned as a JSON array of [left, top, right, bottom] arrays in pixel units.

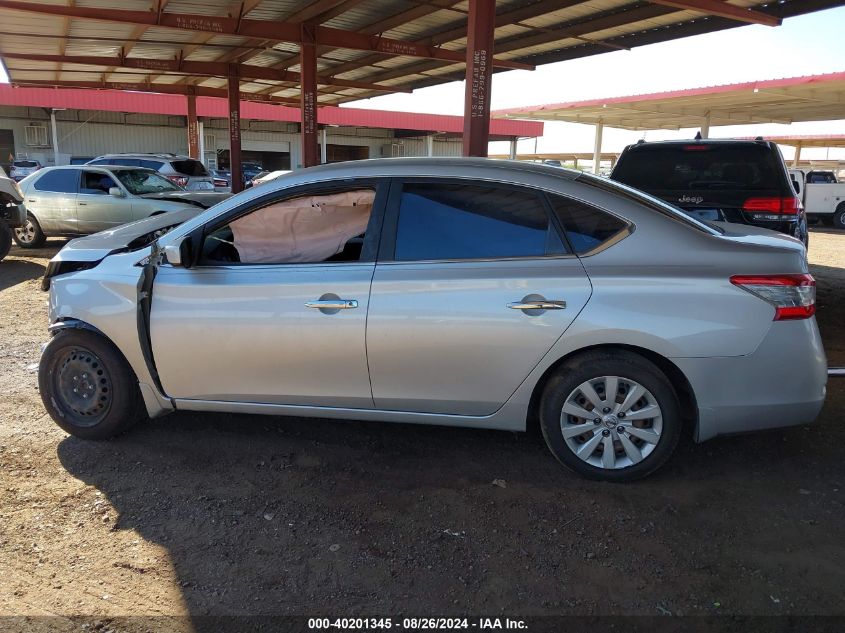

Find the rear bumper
[[674, 318, 827, 442]]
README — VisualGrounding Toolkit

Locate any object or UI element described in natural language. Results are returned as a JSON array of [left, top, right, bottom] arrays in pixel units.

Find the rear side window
[[547, 193, 629, 255], [139, 160, 165, 171], [33, 169, 79, 194], [90, 158, 137, 167], [394, 183, 567, 261], [613, 144, 784, 192], [171, 160, 209, 177]]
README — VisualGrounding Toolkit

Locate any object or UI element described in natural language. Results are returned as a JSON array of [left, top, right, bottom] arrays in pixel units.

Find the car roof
[[35, 165, 155, 173], [278, 157, 583, 182], [623, 138, 777, 150], [92, 153, 194, 160]]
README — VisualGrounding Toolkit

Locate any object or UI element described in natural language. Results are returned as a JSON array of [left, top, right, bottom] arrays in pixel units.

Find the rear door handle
[[78, 202, 87, 206], [508, 300, 566, 310]]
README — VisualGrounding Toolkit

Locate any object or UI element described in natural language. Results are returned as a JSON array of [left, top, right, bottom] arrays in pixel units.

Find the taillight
[[166, 175, 189, 188], [213, 178, 227, 187], [742, 196, 801, 220], [730, 274, 816, 320]]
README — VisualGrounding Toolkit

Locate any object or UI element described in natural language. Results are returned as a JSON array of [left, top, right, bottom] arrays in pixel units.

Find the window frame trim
[[541, 189, 635, 258], [378, 177, 577, 265]]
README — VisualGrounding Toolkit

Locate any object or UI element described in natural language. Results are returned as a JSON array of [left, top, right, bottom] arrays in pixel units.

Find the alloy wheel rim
[[560, 375, 663, 470], [14, 220, 35, 244], [54, 348, 112, 426]]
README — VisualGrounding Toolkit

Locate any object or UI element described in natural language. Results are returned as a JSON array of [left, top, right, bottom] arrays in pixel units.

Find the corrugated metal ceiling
[[0, 0, 840, 106]]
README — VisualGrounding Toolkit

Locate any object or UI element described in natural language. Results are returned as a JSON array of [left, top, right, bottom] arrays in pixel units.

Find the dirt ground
[[1, 230, 844, 630]]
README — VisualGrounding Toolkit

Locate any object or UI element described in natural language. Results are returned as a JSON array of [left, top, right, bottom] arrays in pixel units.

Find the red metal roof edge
[[493, 71, 845, 116], [0, 84, 543, 137]]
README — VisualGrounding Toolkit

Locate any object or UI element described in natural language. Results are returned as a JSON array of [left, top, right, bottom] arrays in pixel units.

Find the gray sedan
[[14, 165, 228, 248], [37, 158, 826, 481]]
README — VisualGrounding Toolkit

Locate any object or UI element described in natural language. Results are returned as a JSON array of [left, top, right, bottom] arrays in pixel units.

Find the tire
[[13, 212, 46, 248], [0, 222, 11, 261], [820, 215, 834, 227], [38, 329, 146, 440], [833, 205, 845, 230], [539, 350, 682, 482]]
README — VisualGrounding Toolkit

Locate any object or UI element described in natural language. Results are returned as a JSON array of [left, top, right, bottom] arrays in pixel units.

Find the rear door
[[366, 179, 593, 416], [76, 169, 133, 233], [26, 168, 79, 233]]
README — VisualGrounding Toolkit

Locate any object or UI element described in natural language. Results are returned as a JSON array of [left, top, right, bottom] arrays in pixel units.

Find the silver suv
[[86, 154, 214, 191]]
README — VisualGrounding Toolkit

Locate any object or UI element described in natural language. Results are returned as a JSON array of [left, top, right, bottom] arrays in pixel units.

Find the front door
[[366, 180, 593, 416], [150, 179, 387, 408], [77, 170, 133, 233]]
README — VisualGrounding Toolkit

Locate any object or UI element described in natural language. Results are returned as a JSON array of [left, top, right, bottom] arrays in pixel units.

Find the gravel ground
[[1, 230, 843, 629]]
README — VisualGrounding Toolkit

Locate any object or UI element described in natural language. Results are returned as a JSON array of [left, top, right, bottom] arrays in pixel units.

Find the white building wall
[[0, 107, 466, 168]]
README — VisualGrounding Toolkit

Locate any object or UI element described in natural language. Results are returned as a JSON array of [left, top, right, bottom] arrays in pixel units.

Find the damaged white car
[[39, 159, 826, 481]]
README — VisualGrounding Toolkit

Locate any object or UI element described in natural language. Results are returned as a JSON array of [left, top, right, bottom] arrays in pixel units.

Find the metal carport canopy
[[0, 0, 840, 183], [493, 71, 845, 130]]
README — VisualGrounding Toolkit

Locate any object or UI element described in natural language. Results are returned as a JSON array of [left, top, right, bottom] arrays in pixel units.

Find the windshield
[[114, 169, 183, 194], [613, 144, 783, 192]]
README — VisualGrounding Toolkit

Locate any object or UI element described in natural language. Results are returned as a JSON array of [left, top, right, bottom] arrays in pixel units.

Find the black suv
[[611, 139, 807, 245]]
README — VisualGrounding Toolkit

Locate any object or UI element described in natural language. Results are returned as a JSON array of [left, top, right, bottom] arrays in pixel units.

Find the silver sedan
[[38, 158, 826, 481]]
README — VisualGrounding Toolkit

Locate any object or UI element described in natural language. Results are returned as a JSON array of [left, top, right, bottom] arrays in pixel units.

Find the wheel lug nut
[[593, 418, 601, 424], [618, 412, 625, 418], [602, 429, 610, 437], [602, 407, 611, 413]]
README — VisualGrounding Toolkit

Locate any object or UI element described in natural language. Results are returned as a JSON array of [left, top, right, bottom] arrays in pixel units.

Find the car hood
[[139, 191, 230, 208], [51, 207, 202, 263]]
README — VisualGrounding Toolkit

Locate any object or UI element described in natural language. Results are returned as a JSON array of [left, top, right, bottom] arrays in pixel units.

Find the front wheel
[[13, 213, 46, 248], [39, 329, 146, 440], [833, 205, 845, 230], [539, 351, 682, 482]]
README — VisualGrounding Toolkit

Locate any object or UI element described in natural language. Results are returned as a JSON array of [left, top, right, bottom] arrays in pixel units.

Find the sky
[[345, 6, 845, 161]]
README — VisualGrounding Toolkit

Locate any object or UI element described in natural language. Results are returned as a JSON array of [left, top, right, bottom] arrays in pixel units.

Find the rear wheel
[[39, 329, 146, 440], [539, 350, 682, 482], [13, 213, 46, 248], [0, 222, 11, 261]]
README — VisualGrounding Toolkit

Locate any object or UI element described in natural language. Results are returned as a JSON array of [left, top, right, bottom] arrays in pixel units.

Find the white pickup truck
[[789, 168, 845, 229]]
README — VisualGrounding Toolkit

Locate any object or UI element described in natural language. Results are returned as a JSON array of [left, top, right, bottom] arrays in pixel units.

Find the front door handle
[[508, 300, 566, 310], [305, 299, 358, 310]]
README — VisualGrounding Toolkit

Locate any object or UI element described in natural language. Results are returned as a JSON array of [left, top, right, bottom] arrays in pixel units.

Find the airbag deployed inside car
[[230, 190, 374, 263]]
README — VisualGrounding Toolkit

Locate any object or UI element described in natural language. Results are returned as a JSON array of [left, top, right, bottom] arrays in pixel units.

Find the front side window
[[33, 169, 79, 194], [114, 170, 182, 195], [80, 171, 117, 195], [547, 193, 629, 255], [200, 188, 376, 265], [393, 183, 566, 261]]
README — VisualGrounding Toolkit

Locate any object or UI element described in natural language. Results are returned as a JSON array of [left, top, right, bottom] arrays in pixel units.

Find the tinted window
[[171, 159, 209, 177], [90, 158, 137, 167], [613, 144, 784, 192], [547, 194, 628, 254], [139, 159, 165, 171], [14, 160, 38, 168], [33, 169, 78, 194], [80, 171, 116, 194], [394, 183, 566, 261]]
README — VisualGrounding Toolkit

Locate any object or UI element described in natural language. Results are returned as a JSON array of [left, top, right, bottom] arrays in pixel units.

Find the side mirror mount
[[109, 187, 125, 198], [163, 236, 194, 268]]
